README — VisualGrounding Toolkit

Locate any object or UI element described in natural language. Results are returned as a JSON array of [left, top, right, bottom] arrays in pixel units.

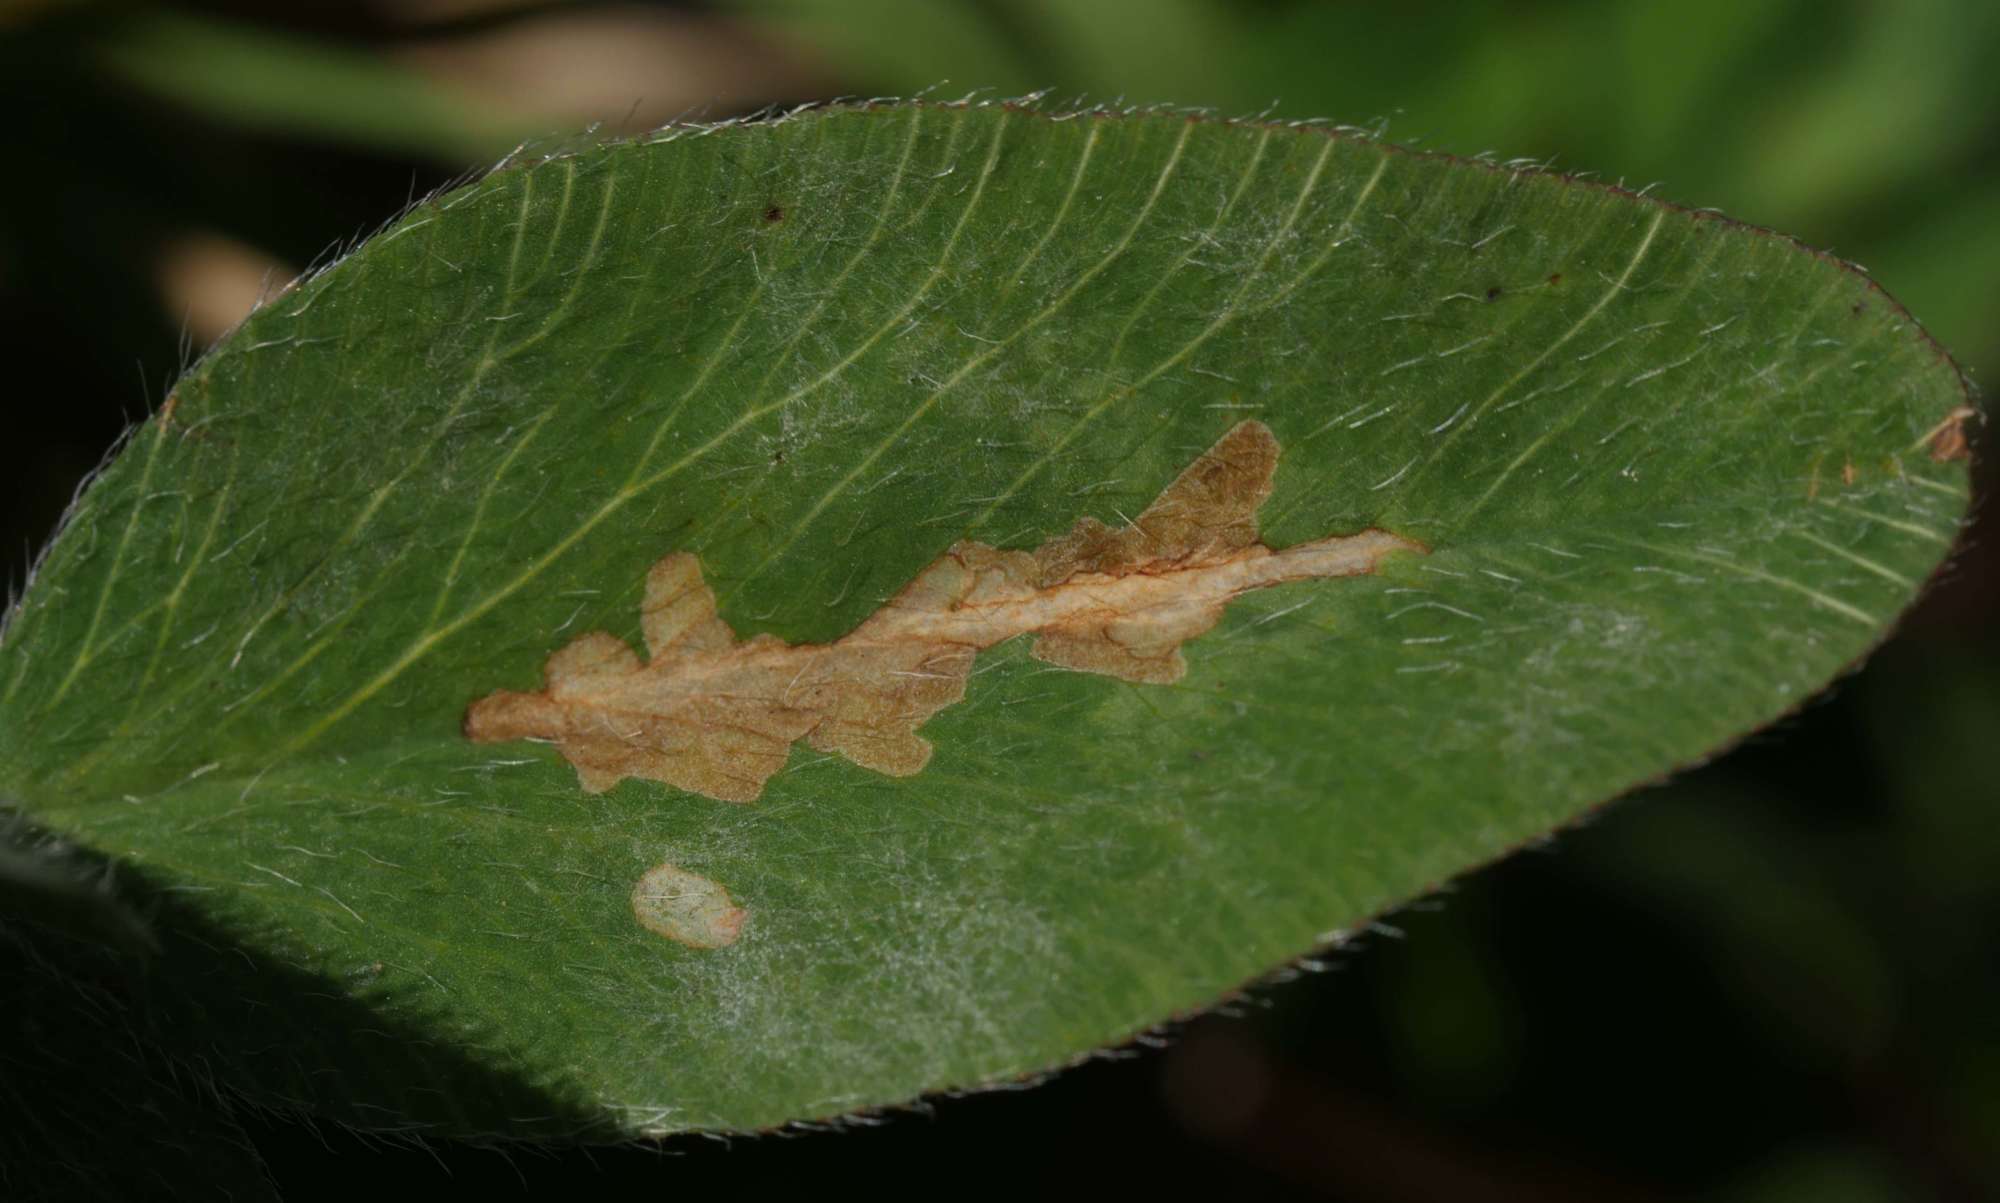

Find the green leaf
[[0, 101, 1971, 1137]]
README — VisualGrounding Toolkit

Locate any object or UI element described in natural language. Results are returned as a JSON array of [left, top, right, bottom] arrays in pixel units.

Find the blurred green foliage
[[2, 1, 1992, 1199], [96, 8, 511, 160]]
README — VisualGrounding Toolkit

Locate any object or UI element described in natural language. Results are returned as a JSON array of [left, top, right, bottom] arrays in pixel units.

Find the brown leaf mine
[[465, 421, 1425, 801], [630, 862, 745, 949]]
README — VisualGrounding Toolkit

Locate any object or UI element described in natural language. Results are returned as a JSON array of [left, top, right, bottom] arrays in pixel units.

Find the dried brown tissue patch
[[1923, 405, 1976, 463], [631, 862, 745, 949], [465, 420, 1426, 803]]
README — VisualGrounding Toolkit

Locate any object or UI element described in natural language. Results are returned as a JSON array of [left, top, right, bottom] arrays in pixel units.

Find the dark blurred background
[[2, 1, 1995, 1199]]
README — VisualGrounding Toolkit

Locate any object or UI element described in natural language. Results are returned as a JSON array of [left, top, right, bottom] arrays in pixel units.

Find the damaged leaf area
[[631, 862, 746, 949], [0, 101, 1973, 1140], [466, 421, 1421, 801]]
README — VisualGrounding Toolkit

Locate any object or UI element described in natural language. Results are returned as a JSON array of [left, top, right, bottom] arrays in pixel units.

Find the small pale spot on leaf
[[631, 863, 745, 949]]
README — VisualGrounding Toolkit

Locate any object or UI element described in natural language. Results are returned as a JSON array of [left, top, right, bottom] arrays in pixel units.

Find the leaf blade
[[0, 101, 1971, 1136]]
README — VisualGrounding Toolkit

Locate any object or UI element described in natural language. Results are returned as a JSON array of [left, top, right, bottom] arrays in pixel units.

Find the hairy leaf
[[0, 101, 1972, 1137]]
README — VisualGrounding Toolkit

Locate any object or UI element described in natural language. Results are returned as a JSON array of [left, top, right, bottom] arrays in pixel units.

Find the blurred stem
[[94, 8, 516, 162], [0, 818, 155, 958]]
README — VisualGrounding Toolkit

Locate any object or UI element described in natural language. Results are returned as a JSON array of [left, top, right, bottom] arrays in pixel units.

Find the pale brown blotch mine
[[464, 420, 1425, 802]]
